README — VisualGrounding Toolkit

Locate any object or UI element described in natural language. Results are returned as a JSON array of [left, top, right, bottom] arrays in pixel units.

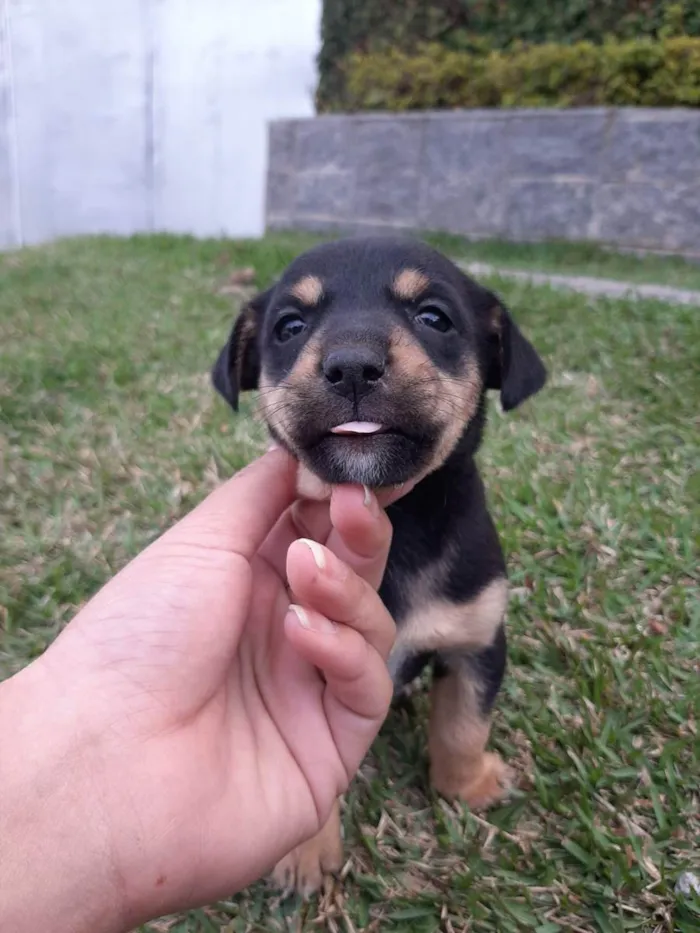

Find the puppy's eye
[[416, 304, 453, 333], [274, 313, 307, 343]]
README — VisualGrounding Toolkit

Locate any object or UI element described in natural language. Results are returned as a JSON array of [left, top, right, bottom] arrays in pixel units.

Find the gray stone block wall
[[265, 108, 700, 255]]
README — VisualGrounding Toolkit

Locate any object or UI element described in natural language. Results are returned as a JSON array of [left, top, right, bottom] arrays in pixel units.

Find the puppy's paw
[[460, 752, 513, 809], [271, 806, 343, 899], [433, 752, 513, 810]]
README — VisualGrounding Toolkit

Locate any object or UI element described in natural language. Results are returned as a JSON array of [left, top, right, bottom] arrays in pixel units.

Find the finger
[[290, 486, 391, 593], [329, 485, 390, 559], [292, 481, 416, 548], [286, 538, 396, 661], [256, 496, 334, 581], [255, 477, 402, 583], [257, 478, 399, 584], [323, 485, 393, 591], [162, 448, 298, 559], [374, 477, 419, 508], [256, 505, 301, 578], [291, 499, 332, 545], [283, 605, 393, 724]]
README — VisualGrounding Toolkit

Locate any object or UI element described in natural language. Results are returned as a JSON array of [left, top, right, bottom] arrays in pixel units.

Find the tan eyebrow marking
[[392, 268, 430, 301], [289, 274, 324, 306]]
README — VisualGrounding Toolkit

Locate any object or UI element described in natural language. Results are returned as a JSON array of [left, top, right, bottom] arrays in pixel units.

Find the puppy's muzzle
[[322, 346, 387, 401]]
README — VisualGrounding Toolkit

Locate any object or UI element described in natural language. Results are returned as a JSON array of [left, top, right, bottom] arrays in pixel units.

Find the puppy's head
[[212, 237, 546, 487]]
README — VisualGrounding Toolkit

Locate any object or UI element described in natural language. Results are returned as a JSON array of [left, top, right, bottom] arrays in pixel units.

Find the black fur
[[211, 289, 271, 410]]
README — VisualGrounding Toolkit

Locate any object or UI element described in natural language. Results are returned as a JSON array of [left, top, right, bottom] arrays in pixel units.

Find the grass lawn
[[422, 234, 700, 292], [1, 233, 698, 933]]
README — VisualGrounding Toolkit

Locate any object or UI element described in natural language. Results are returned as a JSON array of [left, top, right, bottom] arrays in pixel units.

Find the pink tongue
[[330, 422, 384, 435]]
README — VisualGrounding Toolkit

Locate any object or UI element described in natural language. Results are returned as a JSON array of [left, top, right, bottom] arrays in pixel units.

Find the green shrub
[[316, 1, 469, 111], [337, 37, 700, 111], [318, 1, 700, 110]]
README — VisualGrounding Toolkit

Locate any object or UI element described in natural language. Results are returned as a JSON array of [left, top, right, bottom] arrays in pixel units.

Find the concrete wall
[[265, 108, 700, 255], [0, 0, 321, 248]]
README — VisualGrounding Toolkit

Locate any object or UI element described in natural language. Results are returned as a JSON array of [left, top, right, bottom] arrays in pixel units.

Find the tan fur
[[288, 333, 322, 381], [389, 327, 436, 386], [429, 671, 512, 808], [257, 337, 322, 448], [421, 360, 482, 478], [393, 577, 508, 658], [290, 274, 324, 306], [388, 327, 482, 482], [392, 268, 429, 301], [271, 799, 343, 898], [256, 372, 294, 447]]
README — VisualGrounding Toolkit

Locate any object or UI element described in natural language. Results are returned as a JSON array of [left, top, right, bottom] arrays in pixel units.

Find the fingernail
[[267, 442, 279, 452], [299, 537, 326, 570], [362, 484, 373, 508], [289, 604, 337, 634]]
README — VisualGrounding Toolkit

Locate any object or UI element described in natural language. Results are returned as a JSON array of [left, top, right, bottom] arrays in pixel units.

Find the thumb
[[158, 448, 298, 558]]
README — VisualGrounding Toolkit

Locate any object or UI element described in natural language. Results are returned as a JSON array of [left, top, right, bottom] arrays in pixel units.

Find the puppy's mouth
[[330, 421, 388, 437], [326, 421, 415, 447], [294, 418, 434, 487]]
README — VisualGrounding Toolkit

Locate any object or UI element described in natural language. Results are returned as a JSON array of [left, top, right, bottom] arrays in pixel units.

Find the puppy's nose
[[322, 347, 386, 399]]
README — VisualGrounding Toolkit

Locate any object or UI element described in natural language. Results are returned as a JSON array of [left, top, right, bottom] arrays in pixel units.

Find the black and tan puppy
[[212, 235, 546, 896]]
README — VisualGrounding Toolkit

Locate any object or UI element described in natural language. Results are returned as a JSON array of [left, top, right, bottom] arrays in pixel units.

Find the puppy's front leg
[[428, 635, 512, 809], [270, 798, 343, 899]]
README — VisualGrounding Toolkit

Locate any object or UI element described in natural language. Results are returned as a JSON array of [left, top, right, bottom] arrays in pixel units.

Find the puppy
[[211, 235, 546, 897]]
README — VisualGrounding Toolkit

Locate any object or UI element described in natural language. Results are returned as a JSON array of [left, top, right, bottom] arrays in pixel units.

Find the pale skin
[[0, 448, 413, 933]]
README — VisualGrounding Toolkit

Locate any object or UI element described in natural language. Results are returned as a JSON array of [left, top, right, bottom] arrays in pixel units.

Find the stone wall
[[265, 108, 700, 255]]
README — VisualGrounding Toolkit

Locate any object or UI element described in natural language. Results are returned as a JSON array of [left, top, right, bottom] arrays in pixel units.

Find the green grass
[[1, 233, 699, 933], [422, 233, 700, 291]]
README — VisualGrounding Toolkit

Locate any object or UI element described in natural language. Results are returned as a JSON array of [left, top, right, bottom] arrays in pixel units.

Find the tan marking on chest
[[393, 577, 508, 656]]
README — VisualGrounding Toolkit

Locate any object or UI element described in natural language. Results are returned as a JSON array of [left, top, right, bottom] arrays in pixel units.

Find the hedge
[[317, 1, 700, 110], [336, 37, 700, 111], [317, 2, 468, 110]]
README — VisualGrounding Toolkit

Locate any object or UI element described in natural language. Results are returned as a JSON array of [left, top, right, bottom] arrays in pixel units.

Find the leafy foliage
[[337, 37, 700, 111], [318, 0, 700, 110]]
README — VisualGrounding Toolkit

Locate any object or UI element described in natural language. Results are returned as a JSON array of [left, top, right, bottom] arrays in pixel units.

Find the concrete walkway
[[460, 261, 700, 308]]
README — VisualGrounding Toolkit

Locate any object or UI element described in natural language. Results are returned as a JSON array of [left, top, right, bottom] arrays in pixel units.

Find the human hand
[[0, 449, 400, 932]]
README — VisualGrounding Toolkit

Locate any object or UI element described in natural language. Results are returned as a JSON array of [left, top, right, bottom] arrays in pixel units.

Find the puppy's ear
[[484, 298, 547, 412], [211, 288, 272, 411]]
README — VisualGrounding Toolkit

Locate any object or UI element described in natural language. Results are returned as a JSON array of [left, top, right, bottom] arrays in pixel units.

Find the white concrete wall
[[0, 0, 321, 248]]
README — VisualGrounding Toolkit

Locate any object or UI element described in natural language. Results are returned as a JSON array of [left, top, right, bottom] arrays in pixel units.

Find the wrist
[[0, 659, 128, 933]]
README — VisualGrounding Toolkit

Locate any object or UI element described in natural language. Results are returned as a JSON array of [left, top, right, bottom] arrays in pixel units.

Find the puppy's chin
[[299, 433, 432, 488]]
